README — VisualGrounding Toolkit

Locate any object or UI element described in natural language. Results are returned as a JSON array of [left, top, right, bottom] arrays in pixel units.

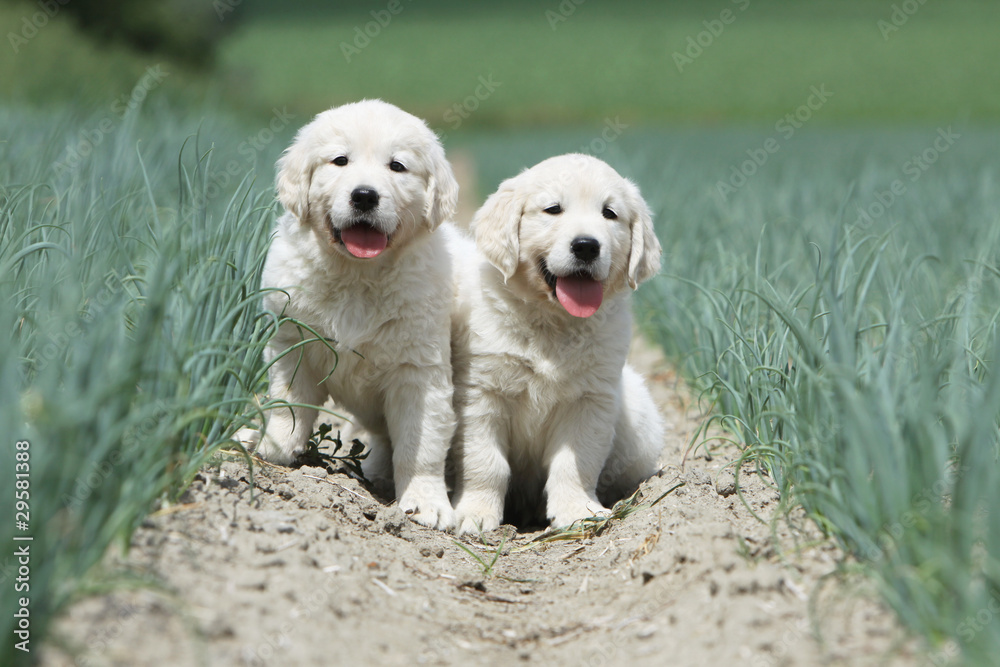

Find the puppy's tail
[[598, 364, 665, 504]]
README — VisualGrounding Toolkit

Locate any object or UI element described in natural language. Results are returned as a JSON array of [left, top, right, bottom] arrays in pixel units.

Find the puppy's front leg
[[254, 332, 326, 465], [383, 364, 456, 530], [544, 394, 617, 528], [453, 390, 510, 535]]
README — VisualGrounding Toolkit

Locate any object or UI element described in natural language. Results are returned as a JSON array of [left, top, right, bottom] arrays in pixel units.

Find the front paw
[[234, 427, 261, 451], [548, 498, 610, 530], [398, 479, 456, 531], [251, 431, 304, 466], [455, 499, 502, 536]]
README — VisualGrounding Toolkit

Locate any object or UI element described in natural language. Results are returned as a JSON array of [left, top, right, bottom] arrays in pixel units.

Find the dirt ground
[[38, 338, 921, 667]]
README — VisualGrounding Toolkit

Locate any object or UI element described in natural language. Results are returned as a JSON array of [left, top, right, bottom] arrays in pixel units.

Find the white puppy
[[247, 100, 459, 530], [447, 153, 665, 534]]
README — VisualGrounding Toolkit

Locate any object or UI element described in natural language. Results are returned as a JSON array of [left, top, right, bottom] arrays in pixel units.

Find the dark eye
[[543, 204, 562, 215], [331, 156, 348, 166], [602, 207, 618, 220], [389, 160, 407, 172]]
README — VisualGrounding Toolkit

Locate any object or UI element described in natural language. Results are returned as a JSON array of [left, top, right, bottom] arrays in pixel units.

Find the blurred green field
[[219, 1, 1000, 125], [4, 0, 1000, 126], [3, 0, 1000, 664]]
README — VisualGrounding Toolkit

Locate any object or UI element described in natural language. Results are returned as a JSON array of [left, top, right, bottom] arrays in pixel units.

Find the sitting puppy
[[448, 153, 665, 534], [246, 100, 459, 530]]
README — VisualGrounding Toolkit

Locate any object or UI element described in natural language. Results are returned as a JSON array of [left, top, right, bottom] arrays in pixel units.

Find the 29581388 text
[[13, 439, 32, 654]]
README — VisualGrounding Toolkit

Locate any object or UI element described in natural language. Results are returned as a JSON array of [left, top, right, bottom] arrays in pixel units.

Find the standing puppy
[[448, 153, 665, 534], [248, 100, 459, 530]]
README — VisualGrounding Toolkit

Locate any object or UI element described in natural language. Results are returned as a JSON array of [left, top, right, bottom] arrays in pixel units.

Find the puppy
[[246, 100, 459, 530], [447, 153, 664, 534]]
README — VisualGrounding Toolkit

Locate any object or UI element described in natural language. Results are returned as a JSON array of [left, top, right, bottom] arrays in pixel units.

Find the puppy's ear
[[473, 177, 523, 282], [423, 141, 460, 230], [275, 125, 314, 221], [625, 181, 662, 289]]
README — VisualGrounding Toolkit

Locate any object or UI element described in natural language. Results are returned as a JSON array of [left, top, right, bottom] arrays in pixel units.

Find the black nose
[[350, 186, 379, 212], [570, 236, 601, 263]]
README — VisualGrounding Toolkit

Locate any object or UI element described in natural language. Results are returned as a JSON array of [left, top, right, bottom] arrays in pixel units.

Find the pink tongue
[[555, 275, 604, 318], [340, 225, 387, 258]]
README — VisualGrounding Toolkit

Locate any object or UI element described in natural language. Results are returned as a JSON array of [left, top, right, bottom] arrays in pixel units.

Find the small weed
[[453, 527, 509, 579], [297, 422, 368, 479], [516, 482, 685, 551]]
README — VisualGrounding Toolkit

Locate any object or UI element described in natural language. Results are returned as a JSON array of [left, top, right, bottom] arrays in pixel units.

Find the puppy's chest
[[478, 345, 594, 408], [294, 283, 397, 351], [293, 282, 447, 390]]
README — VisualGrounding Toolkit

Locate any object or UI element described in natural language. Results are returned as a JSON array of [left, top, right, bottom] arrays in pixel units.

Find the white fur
[[447, 154, 665, 534], [244, 100, 459, 530]]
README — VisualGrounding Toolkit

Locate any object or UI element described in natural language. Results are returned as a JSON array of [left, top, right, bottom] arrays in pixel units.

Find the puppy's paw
[[251, 432, 303, 466], [398, 480, 456, 531], [455, 500, 502, 536], [233, 427, 260, 449], [548, 499, 610, 530]]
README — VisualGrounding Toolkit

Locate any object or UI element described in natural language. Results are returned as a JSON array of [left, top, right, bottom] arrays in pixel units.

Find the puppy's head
[[276, 99, 459, 260], [473, 153, 661, 318]]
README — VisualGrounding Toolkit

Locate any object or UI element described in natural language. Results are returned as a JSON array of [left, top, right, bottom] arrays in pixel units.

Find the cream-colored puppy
[[447, 153, 665, 534], [245, 100, 459, 530]]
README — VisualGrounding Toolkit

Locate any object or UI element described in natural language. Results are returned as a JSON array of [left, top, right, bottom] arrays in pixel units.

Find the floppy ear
[[423, 141, 460, 230], [275, 125, 315, 221], [625, 182, 662, 289], [473, 176, 523, 282]]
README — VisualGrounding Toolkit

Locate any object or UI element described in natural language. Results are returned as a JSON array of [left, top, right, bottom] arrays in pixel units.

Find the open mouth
[[539, 259, 604, 318], [331, 218, 389, 259]]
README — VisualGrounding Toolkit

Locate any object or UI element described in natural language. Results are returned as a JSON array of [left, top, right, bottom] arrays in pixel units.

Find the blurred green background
[[5, 0, 1000, 128], [6, 0, 1000, 201], [4, 1, 1000, 664]]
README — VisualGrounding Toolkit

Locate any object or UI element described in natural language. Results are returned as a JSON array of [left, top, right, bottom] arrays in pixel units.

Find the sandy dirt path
[[39, 338, 917, 667]]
